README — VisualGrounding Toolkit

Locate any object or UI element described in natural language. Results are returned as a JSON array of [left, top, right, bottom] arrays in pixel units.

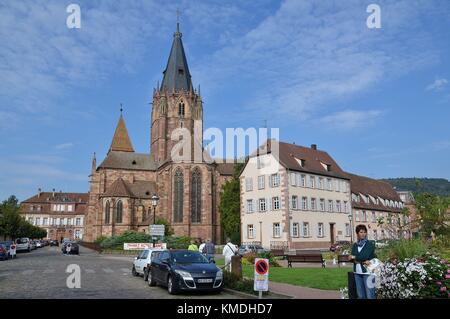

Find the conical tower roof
[[109, 115, 134, 153]]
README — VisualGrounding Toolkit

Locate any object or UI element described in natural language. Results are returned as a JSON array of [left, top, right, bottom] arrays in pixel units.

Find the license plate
[[197, 278, 213, 283]]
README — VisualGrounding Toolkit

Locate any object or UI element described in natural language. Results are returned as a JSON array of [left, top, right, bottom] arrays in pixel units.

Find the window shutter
[[300, 223, 304, 237], [267, 197, 272, 211]]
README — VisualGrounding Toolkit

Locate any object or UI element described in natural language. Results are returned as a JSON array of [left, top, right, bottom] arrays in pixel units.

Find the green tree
[[0, 195, 23, 240], [415, 193, 450, 238], [219, 162, 245, 244], [156, 217, 174, 237]]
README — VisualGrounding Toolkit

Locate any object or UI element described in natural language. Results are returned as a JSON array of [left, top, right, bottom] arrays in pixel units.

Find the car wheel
[[148, 269, 156, 287], [167, 276, 177, 295], [143, 268, 149, 281], [132, 266, 138, 277]]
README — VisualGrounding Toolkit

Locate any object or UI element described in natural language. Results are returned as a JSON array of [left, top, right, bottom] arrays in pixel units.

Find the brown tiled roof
[[346, 173, 403, 212], [109, 115, 134, 153], [252, 140, 349, 179], [102, 178, 157, 199], [22, 192, 89, 204], [216, 162, 236, 175], [99, 152, 157, 171]]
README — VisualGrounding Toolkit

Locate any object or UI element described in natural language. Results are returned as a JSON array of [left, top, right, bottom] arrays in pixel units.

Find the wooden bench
[[337, 254, 350, 267], [287, 254, 326, 268], [270, 249, 286, 258]]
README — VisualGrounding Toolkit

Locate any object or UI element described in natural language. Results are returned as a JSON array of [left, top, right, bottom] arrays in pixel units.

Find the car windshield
[[254, 245, 263, 249], [16, 238, 28, 244], [171, 251, 209, 264]]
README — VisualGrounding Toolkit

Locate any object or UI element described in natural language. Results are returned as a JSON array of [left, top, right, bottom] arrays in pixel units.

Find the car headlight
[[215, 270, 223, 279], [175, 270, 193, 280]]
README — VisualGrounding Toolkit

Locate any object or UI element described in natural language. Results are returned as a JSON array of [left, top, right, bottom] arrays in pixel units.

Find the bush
[[257, 251, 281, 267], [164, 236, 193, 249], [94, 236, 108, 245], [100, 231, 152, 249], [223, 271, 266, 296], [377, 238, 429, 262]]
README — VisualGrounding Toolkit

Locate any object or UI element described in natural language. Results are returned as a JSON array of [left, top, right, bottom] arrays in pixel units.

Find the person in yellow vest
[[188, 240, 198, 251]]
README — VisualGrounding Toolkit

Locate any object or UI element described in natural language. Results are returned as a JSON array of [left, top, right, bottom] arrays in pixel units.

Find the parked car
[[0, 244, 9, 261], [148, 249, 223, 294], [61, 241, 79, 255], [15, 238, 32, 253], [30, 241, 37, 250], [0, 241, 13, 258], [36, 240, 43, 248], [237, 244, 270, 256], [50, 240, 59, 247], [330, 241, 351, 252], [132, 248, 164, 281]]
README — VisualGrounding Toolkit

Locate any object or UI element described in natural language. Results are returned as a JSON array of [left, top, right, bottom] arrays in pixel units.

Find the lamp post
[[348, 214, 353, 243], [151, 194, 159, 225]]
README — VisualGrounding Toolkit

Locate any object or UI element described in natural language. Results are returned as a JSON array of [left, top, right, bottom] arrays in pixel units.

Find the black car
[[50, 240, 59, 247], [61, 241, 79, 255], [148, 250, 223, 294]]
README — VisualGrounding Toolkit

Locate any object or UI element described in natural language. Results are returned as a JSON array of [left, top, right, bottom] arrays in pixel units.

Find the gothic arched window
[[178, 102, 185, 117], [174, 169, 184, 223], [116, 200, 123, 223], [105, 201, 110, 224], [191, 168, 202, 223]]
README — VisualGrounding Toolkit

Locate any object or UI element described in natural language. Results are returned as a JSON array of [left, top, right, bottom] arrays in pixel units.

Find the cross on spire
[[176, 8, 181, 33]]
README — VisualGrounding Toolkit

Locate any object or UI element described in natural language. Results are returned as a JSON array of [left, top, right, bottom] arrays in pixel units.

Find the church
[[83, 24, 235, 244]]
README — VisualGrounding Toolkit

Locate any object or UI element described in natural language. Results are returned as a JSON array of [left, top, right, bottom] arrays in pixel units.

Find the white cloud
[[319, 109, 383, 131], [54, 143, 74, 150], [426, 78, 448, 92]]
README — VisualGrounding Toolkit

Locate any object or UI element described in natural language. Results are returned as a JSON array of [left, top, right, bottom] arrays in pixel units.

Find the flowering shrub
[[378, 254, 449, 299]]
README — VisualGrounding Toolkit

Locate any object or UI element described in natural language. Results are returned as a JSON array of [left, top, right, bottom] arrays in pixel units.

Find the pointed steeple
[[161, 23, 193, 92], [109, 112, 134, 153]]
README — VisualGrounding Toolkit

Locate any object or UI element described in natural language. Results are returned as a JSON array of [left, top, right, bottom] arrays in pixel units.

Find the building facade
[[20, 190, 88, 241], [84, 24, 234, 243], [348, 174, 409, 240], [240, 141, 352, 250]]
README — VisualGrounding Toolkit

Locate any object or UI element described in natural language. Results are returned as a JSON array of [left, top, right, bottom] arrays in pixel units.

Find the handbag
[[347, 272, 358, 299]]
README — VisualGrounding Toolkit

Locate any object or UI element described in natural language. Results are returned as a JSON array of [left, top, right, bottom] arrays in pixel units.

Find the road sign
[[254, 258, 269, 293], [149, 224, 165, 236]]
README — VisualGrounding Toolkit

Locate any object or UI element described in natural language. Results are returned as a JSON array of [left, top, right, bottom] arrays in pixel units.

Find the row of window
[[245, 197, 349, 213], [28, 217, 82, 226], [245, 174, 280, 191], [246, 222, 352, 239], [352, 193, 403, 209], [52, 204, 74, 212], [355, 210, 409, 225]]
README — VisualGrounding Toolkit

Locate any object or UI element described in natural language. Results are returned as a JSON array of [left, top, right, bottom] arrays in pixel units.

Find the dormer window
[[178, 68, 184, 75], [132, 160, 137, 165], [295, 158, 305, 167]]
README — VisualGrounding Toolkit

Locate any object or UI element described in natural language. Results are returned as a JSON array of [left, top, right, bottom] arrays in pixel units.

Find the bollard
[[231, 255, 242, 279]]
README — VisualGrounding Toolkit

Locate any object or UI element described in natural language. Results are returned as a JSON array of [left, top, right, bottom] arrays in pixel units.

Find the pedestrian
[[198, 239, 206, 254], [202, 239, 215, 262], [10, 242, 17, 259], [348, 224, 377, 299], [188, 239, 198, 251], [222, 238, 238, 272]]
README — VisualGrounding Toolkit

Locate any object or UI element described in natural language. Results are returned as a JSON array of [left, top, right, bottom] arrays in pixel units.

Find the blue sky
[[1, 0, 449, 201]]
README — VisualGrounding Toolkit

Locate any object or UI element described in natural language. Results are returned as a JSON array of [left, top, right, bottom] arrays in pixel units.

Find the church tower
[[150, 23, 203, 164]]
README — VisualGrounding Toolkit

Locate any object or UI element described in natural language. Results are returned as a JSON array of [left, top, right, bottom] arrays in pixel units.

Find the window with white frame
[[320, 199, 325, 211], [311, 198, 317, 211], [43, 217, 48, 226], [273, 223, 281, 238], [271, 174, 280, 187], [247, 224, 255, 239], [318, 177, 324, 189], [61, 205, 65, 212], [344, 201, 348, 213], [317, 223, 324, 237], [362, 211, 367, 222], [328, 200, 333, 212], [67, 218, 72, 226], [336, 200, 341, 213], [76, 218, 81, 226], [272, 197, 280, 210], [292, 223, 299, 237], [36, 217, 40, 225], [75, 229, 81, 239], [258, 175, 265, 189], [335, 180, 340, 192], [372, 212, 377, 222], [327, 178, 332, 190], [355, 211, 360, 222], [302, 197, 308, 210], [246, 199, 254, 213], [291, 196, 298, 210], [290, 172, 296, 186], [259, 198, 266, 212], [301, 174, 306, 187], [245, 178, 253, 191], [52, 204, 57, 211], [68, 205, 73, 212], [345, 223, 351, 237], [302, 222, 310, 237], [309, 176, 315, 188]]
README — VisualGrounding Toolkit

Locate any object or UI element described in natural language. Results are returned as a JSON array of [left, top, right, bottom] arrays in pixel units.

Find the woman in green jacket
[[348, 224, 376, 299]]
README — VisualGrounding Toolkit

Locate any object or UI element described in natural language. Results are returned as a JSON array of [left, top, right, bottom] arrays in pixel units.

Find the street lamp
[[348, 214, 353, 243], [151, 193, 160, 224]]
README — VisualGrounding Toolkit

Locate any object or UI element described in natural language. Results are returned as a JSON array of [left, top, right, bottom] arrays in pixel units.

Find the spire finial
[[120, 103, 123, 115], [175, 8, 181, 37]]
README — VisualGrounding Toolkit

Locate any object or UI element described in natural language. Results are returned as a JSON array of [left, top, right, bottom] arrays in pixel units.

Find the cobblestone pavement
[[0, 246, 238, 299]]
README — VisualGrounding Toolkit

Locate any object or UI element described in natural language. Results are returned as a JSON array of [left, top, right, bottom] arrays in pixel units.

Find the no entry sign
[[254, 258, 269, 292]]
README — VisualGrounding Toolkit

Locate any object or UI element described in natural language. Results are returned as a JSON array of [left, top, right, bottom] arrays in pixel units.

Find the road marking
[[85, 269, 95, 274], [102, 268, 114, 273], [43, 269, 55, 274], [22, 270, 35, 275]]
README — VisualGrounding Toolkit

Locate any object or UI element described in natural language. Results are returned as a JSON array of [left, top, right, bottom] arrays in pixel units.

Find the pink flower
[[440, 286, 447, 292], [436, 281, 442, 285], [446, 274, 450, 279]]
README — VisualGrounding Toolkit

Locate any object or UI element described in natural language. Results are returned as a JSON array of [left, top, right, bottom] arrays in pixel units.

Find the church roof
[[99, 152, 157, 171], [160, 23, 193, 92], [102, 178, 157, 199], [109, 115, 134, 153]]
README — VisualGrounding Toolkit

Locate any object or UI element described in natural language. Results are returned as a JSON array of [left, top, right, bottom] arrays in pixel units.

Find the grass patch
[[215, 257, 347, 290]]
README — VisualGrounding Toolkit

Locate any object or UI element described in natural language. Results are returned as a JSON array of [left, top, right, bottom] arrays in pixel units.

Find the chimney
[[38, 188, 42, 198], [311, 144, 317, 150], [52, 188, 55, 197]]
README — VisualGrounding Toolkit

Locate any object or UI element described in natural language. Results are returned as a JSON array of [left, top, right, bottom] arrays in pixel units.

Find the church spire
[[160, 22, 193, 92], [109, 108, 134, 153]]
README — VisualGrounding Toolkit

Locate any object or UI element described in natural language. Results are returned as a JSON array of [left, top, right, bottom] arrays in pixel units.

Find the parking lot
[[0, 245, 238, 299]]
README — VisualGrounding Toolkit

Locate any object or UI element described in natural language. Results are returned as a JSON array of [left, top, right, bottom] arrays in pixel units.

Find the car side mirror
[[134, 257, 138, 260], [161, 258, 169, 264]]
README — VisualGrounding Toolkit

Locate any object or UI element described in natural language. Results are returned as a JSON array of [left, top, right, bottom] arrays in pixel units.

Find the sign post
[[149, 224, 165, 247], [254, 258, 269, 299]]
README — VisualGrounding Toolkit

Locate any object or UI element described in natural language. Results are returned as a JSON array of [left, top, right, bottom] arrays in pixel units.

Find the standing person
[[188, 239, 198, 251], [198, 239, 206, 254], [9, 242, 17, 259], [348, 224, 377, 299], [222, 238, 238, 271], [203, 239, 215, 262]]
